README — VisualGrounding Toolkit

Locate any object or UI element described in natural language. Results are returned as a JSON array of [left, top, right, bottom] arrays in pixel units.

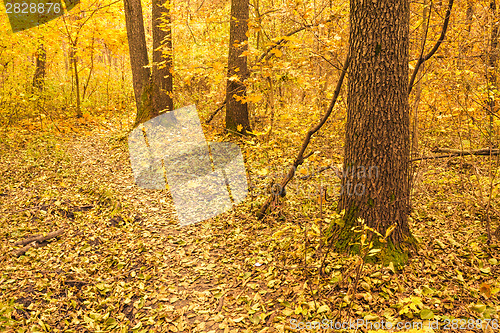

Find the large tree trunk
[[152, 0, 174, 116], [123, 0, 152, 126], [225, 0, 251, 134], [336, 0, 415, 265]]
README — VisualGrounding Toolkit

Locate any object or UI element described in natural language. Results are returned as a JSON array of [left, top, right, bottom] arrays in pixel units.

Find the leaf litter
[[0, 119, 498, 333]]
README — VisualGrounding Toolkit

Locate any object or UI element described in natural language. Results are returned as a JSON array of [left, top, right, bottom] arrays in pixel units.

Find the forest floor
[[0, 111, 499, 333]]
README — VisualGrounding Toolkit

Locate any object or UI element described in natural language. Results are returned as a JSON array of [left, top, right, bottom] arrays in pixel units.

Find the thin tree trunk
[[484, 0, 499, 243], [71, 41, 82, 118], [411, 0, 429, 158], [488, 0, 498, 120], [225, 0, 251, 134], [82, 35, 96, 102], [32, 41, 46, 92]]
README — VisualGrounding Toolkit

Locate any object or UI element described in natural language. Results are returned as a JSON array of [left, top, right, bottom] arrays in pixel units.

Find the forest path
[[0, 125, 275, 332]]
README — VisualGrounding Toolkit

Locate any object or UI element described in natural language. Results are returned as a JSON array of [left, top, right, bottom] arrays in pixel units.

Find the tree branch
[[256, 19, 332, 64], [205, 99, 227, 124], [408, 0, 454, 93], [257, 55, 350, 219]]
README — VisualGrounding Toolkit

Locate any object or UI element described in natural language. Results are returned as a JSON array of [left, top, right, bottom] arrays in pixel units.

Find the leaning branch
[[257, 55, 350, 219], [206, 99, 227, 124], [408, 0, 454, 93]]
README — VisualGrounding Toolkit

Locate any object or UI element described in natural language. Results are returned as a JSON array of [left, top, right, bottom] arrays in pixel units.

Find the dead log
[[431, 147, 499, 155], [411, 148, 499, 162], [12, 229, 64, 257]]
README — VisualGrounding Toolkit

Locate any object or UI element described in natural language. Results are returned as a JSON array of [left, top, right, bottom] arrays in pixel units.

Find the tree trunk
[[336, 0, 415, 265], [123, 0, 152, 126], [70, 41, 82, 118], [152, 0, 174, 116], [225, 0, 251, 134], [484, 0, 499, 243], [32, 41, 46, 92], [488, 0, 498, 120]]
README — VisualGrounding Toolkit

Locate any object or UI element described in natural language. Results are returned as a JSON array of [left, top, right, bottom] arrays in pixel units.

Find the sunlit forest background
[[1, 0, 497, 145]]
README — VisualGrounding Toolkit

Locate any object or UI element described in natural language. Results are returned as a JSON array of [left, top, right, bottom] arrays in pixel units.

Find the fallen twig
[[12, 229, 64, 256], [431, 147, 499, 155]]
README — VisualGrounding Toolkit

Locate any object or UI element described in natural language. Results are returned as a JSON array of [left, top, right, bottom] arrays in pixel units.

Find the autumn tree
[[225, 0, 251, 134], [336, 0, 415, 264], [123, 0, 152, 126], [152, 0, 174, 116], [62, 12, 83, 117], [32, 40, 46, 92]]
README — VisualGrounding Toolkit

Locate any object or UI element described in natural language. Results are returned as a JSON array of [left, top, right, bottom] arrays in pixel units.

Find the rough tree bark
[[225, 0, 251, 134], [487, 0, 498, 119], [152, 0, 174, 116], [335, 0, 415, 265], [32, 41, 46, 92], [123, 0, 152, 126]]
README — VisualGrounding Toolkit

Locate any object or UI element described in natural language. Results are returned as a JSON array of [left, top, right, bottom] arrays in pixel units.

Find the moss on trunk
[[327, 210, 417, 269], [134, 79, 153, 127]]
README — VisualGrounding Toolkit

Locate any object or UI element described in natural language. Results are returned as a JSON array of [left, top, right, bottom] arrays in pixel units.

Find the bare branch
[[257, 55, 350, 219], [408, 0, 454, 94]]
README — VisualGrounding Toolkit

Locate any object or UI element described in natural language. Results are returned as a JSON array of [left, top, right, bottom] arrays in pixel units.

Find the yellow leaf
[[237, 124, 243, 132], [271, 48, 283, 57], [317, 304, 330, 313], [213, 62, 223, 70], [257, 168, 269, 176], [247, 94, 262, 103]]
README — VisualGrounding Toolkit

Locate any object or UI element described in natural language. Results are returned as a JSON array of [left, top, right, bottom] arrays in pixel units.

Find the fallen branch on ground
[[411, 148, 500, 161], [431, 147, 499, 155], [12, 229, 64, 257]]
